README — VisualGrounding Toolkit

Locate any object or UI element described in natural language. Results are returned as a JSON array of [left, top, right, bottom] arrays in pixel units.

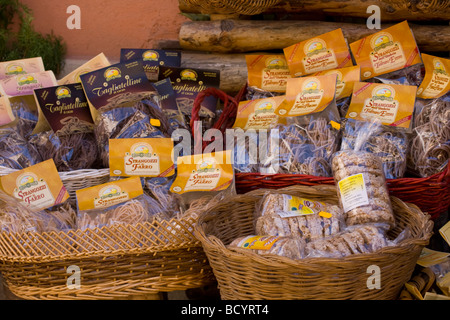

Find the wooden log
[[179, 19, 450, 53], [179, 0, 450, 22]]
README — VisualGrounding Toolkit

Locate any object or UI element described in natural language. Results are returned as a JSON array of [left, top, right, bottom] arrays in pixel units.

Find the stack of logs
[[173, 0, 450, 95]]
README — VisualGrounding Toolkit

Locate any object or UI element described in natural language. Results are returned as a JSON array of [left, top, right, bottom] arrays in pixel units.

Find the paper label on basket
[[284, 28, 353, 77], [0, 159, 69, 212], [275, 74, 337, 117], [416, 248, 450, 268], [350, 21, 422, 80], [76, 177, 143, 211], [346, 82, 417, 130], [232, 95, 287, 130], [0, 95, 15, 126], [33, 83, 94, 135], [312, 65, 361, 100], [417, 54, 450, 99], [0, 57, 45, 80], [246, 54, 292, 93], [277, 195, 326, 218], [439, 221, 450, 247], [120, 49, 181, 82], [109, 138, 175, 177], [237, 235, 281, 250], [0, 71, 57, 97], [337, 173, 370, 213], [170, 151, 233, 194], [58, 53, 111, 85]]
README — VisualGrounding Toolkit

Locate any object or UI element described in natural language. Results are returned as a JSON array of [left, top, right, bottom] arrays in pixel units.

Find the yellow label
[[237, 235, 281, 250], [416, 248, 450, 268], [0, 159, 69, 212], [312, 65, 361, 100], [284, 29, 353, 77], [232, 95, 287, 130], [278, 195, 326, 218], [150, 118, 161, 127], [76, 177, 143, 211], [346, 82, 417, 129], [337, 173, 369, 213], [404, 282, 424, 300], [319, 211, 333, 219], [246, 54, 292, 93], [350, 21, 422, 80], [170, 150, 234, 194], [439, 220, 450, 247], [436, 273, 450, 298], [275, 74, 337, 117], [0, 95, 15, 126], [109, 138, 175, 177], [330, 120, 341, 130], [423, 292, 450, 300], [417, 54, 450, 99], [58, 53, 111, 85]]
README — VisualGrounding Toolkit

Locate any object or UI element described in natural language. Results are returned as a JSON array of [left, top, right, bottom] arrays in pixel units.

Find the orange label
[[346, 82, 417, 129], [312, 65, 361, 100], [417, 54, 450, 99], [0, 159, 69, 212], [76, 177, 143, 211], [170, 150, 234, 194], [232, 95, 287, 130], [275, 74, 337, 117], [109, 138, 175, 177], [283, 29, 353, 77], [246, 54, 292, 93], [350, 21, 422, 80]]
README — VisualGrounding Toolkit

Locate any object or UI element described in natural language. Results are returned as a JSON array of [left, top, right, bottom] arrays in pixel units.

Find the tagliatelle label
[[232, 95, 287, 130], [237, 235, 281, 250], [109, 138, 175, 177], [170, 151, 234, 194], [76, 177, 143, 211], [0, 57, 45, 80], [312, 65, 361, 100], [0, 159, 69, 212], [246, 54, 292, 93], [346, 82, 417, 129], [284, 29, 353, 77], [58, 53, 111, 85], [0, 71, 57, 97], [275, 74, 337, 117], [350, 21, 422, 80], [417, 54, 450, 99]]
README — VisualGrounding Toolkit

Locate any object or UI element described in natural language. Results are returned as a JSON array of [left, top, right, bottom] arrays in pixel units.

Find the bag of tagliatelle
[[245, 54, 291, 100], [342, 82, 417, 179], [0, 57, 45, 80], [283, 28, 353, 77], [350, 21, 422, 82], [58, 53, 111, 85]]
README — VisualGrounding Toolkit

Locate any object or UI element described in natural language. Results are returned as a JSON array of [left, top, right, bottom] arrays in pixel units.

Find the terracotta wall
[[20, 0, 188, 62]]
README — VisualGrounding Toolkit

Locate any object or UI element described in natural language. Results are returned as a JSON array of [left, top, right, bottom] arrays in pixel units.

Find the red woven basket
[[191, 86, 450, 220]]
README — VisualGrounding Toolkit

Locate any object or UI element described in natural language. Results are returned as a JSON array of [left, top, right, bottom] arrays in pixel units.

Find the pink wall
[[20, 0, 189, 61]]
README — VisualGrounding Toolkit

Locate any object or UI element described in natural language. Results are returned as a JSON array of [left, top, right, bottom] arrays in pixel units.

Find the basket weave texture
[[0, 218, 215, 300], [183, 0, 282, 15], [194, 185, 433, 300]]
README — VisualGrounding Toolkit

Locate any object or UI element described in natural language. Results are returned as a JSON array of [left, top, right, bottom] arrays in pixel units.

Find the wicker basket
[[194, 184, 434, 300], [183, 0, 282, 15], [0, 217, 215, 300]]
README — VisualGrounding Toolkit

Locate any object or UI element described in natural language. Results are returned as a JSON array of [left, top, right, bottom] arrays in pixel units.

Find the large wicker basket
[[0, 217, 215, 300], [194, 184, 434, 300]]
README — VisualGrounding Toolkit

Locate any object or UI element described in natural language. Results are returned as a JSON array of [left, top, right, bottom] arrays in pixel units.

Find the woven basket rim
[[194, 185, 434, 268]]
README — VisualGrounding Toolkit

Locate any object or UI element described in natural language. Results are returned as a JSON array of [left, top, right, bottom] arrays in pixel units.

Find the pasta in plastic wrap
[[143, 176, 181, 220], [0, 127, 42, 170]]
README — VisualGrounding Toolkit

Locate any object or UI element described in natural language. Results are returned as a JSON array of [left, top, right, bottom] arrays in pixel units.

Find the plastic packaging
[[0, 127, 42, 170]]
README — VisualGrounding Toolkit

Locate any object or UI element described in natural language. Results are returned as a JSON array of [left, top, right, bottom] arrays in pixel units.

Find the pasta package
[[350, 21, 422, 81], [76, 177, 160, 230], [120, 48, 181, 82], [0, 71, 57, 97], [0, 159, 69, 212], [80, 60, 173, 167], [0, 57, 45, 80], [153, 78, 187, 131], [0, 95, 15, 126], [283, 28, 353, 77], [245, 54, 291, 94], [109, 137, 175, 178], [312, 65, 361, 101], [417, 54, 450, 100], [58, 53, 111, 85]]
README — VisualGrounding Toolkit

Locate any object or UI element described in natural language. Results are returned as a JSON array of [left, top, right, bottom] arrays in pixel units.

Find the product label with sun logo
[[283, 28, 353, 77], [0, 159, 69, 212], [346, 82, 417, 130], [275, 73, 337, 117], [0, 57, 45, 80], [109, 138, 175, 177], [170, 151, 234, 194], [417, 54, 450, 99], [245, 54, 292, 93], [350, 21, 422, 80], [76, 177, 143, 211], [0, 71, 57, 97], [312, 65, 361, 100]]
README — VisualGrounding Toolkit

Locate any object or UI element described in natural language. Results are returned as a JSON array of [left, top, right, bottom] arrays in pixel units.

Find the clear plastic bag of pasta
[[143, 176, 182, 221], [9, 96, 39, 139], [0, 127, 42, 170], [371, 64, 424, 87], [407, 94, 450, 177]]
